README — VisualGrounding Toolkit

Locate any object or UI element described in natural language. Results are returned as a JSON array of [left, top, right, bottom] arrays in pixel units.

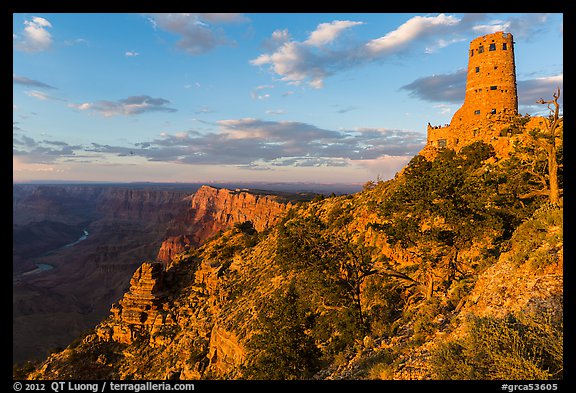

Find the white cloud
[[251, 13, 555, 89], [197, 13, 248, 23], [365, 14, 459, 55], [255, 84, 274, 90], [13, 74, 56, 89], [25, 90, 51, 100], [473, 14, 551, 38], [518, 74, 563, 110], [25, 90, 65, 102], [195, 106, 215, 114], [433, 103, 455, 115], [262, 29, 291, 51], [64, 38, 88, 46], [69, 95, 177, 117], [144, 13, 247, 55], [425, 37, 466, 54], [251, 85, 274, 100], [252, 15, 462, 89], [14, 16, 53, 52], [266, 109, 285, 115], [125, 51, 140, 57], [305, 20, 364, 47]]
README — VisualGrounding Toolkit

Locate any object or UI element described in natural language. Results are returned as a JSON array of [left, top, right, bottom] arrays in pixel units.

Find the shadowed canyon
[[13, 183, 323, 364]]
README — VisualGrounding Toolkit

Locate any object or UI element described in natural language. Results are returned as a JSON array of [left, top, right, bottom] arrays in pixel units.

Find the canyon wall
[[13, 184, 291, 364], [157, 185, 290, 263], [13, 185, 193, 364]]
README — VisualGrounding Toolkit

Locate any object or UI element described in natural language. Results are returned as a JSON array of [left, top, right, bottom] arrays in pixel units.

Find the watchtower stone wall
[[424, 32, 521, 158]]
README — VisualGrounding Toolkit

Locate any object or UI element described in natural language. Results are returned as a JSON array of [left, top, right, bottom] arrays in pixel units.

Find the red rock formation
[[157, 186, 290, 263], [115, 262, 165, 325], [101, 262, 169, 344], [156, 235, 191, 265]]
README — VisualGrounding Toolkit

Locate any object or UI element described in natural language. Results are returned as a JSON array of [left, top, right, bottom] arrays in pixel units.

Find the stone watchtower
[[425, 32, 519, 155], [452, 31, 517, 127]]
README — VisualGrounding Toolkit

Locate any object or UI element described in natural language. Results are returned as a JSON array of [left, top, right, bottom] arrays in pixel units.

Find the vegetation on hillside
[[16, 109, 563, 380]]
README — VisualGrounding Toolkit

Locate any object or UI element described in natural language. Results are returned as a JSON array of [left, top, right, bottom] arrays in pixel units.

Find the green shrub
[[507, 205, 562, 270], [430, 312, 562, 380], [243, 282, 321, 380], [365, 348, 397, 379]]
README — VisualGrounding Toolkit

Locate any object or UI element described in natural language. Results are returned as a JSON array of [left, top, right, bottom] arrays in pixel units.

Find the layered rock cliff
[[157, 186, 290, 263], [14, 184, 293, 365], [12, 185, 193, 364]]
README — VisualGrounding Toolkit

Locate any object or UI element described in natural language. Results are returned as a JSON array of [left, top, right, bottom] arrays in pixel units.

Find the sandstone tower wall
[[453, 31, 517, 127], [425, 32, 520, 157]]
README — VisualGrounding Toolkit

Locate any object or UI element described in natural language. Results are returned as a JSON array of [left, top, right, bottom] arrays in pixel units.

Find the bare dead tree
[[535, 87, 563, 205], [519, 88, 563, 204]]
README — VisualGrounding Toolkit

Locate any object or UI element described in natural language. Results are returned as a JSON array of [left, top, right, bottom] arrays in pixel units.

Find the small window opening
[[475, 66, 480, 73], [490, 109, 496, 114], [502, 43, 507, 50], [470, 49, 474, 57], [437, 139, 447, 148], [474, 110, 481, 115], [489, 43, 496, 51], [478, 45, 484, 53], [490, 86, 497, 90]]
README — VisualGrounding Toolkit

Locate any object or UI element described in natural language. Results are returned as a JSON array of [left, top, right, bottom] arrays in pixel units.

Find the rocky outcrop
[[207, 325, 246, 376], [157, 186, 290, 263], [115, 262, 166, 325], [189, 186, 288, 234], [98, 262, 175, 344], [156, 235, 191, 265]]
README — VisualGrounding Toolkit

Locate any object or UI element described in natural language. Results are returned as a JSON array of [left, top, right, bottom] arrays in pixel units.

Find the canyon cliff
[[157, 185, 290, 263], [13, 184, 291, 365], [13, 185, 192, 364]]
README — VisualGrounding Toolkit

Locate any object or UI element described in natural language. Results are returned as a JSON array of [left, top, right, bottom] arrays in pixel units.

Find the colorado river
[[18, 229, 90, 278], [21, 263, 54, 276], [62, 229, 89, 249]]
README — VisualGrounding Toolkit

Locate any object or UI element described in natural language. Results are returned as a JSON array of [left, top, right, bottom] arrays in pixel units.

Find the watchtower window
[[490, 85, 497, 90], [474, 110, 481, 115], [437, 139, 447, 148], [470, 49, 474, 57], [489, 43, 496, 51], [490, 109, 496, 114], [475, 66, 480, 73], [478, 45, 484, 53], [502, 43, 507, 50]]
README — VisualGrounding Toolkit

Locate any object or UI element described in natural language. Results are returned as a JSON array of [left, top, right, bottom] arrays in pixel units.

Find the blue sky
[[13, 13, 563, 184]]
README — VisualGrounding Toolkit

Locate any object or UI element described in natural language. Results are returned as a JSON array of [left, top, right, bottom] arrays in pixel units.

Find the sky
[[13, 13, 563, 185]]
